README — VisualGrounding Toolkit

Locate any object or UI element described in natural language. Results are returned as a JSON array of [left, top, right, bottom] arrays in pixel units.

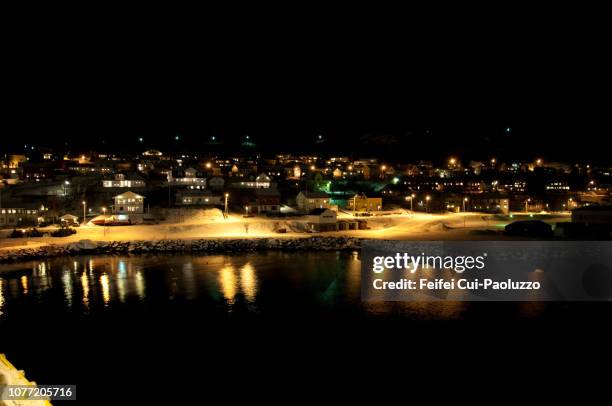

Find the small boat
[[91, 216, 131, 226]]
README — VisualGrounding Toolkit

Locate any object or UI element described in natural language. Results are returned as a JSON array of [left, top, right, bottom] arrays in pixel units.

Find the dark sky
[[3, 9, 611, 163]]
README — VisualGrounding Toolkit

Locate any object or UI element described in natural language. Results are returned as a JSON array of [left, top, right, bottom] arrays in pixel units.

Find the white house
[[306, 208, 337, 232], [113, 191, 145, 222], [228, 173, 272, 189], [167, 167, 207, 188], [60, 214, 79, 226], [296, 191, 330, 212], [102, 173, 146, 188]]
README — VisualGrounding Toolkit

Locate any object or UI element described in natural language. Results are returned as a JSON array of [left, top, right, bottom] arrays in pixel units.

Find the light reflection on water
[[100, 274, 110, 306], [0, 252, 548, 321], [218, 264, 237, 303], [240, 263, 257, 302]]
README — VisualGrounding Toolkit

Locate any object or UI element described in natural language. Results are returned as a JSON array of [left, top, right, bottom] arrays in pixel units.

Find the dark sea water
[[1, 252, 609, 403]]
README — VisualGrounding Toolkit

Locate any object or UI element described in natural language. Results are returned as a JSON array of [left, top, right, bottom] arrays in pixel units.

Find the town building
[[468, 195, 510, 215], [167, 167, 207, 188], [347, 193, 383, 212], [306, 208, 338, 232], [113, 191, 145, 222], [0, 207, 42, 226], [545, 180, 571, 192], [207, 176, 225, 191], [60, 214, 79, 226], [296, 191, 331, 212], [227, 173, 272, 189], [247, 189, 281, 214], [176, 190, 223, 206], [102, 173, 146, 188]]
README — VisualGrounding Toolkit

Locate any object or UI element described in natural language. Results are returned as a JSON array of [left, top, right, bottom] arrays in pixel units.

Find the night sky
[[3, 10, 610, 164]]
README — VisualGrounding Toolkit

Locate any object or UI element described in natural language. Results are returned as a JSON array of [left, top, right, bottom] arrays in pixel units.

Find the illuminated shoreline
[[0, 236, 362, 265]]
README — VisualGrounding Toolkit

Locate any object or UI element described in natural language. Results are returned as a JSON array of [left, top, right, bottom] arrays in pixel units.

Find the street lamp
[[525, 198, 531, 213], [82, 201, 86, 225], [425, 195, 431, 213], [567, 197, 573, 211], [245, 206, 249, 216], [463, 197, 468, 212], [405, 194, 415, 212], [224, 193, 229, 218], [63, 180, 70, 197]]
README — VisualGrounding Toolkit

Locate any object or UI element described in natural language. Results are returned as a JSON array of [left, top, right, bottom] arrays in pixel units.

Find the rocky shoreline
[[0, 237, 362, 263]]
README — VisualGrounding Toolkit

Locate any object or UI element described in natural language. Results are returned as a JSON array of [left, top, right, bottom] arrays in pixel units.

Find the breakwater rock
[[0, 237, 362, 263]]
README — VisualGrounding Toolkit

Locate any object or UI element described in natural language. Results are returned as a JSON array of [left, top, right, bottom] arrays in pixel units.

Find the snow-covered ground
[[0, 210, 571, 251]]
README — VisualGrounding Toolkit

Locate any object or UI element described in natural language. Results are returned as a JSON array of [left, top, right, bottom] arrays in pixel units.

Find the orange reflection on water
[[100, 274, 110, 305], [81, 272, 90, 309], [20, 276, 28, 295], [219, 265, 237, 303], [240, 263, 257, 302]]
